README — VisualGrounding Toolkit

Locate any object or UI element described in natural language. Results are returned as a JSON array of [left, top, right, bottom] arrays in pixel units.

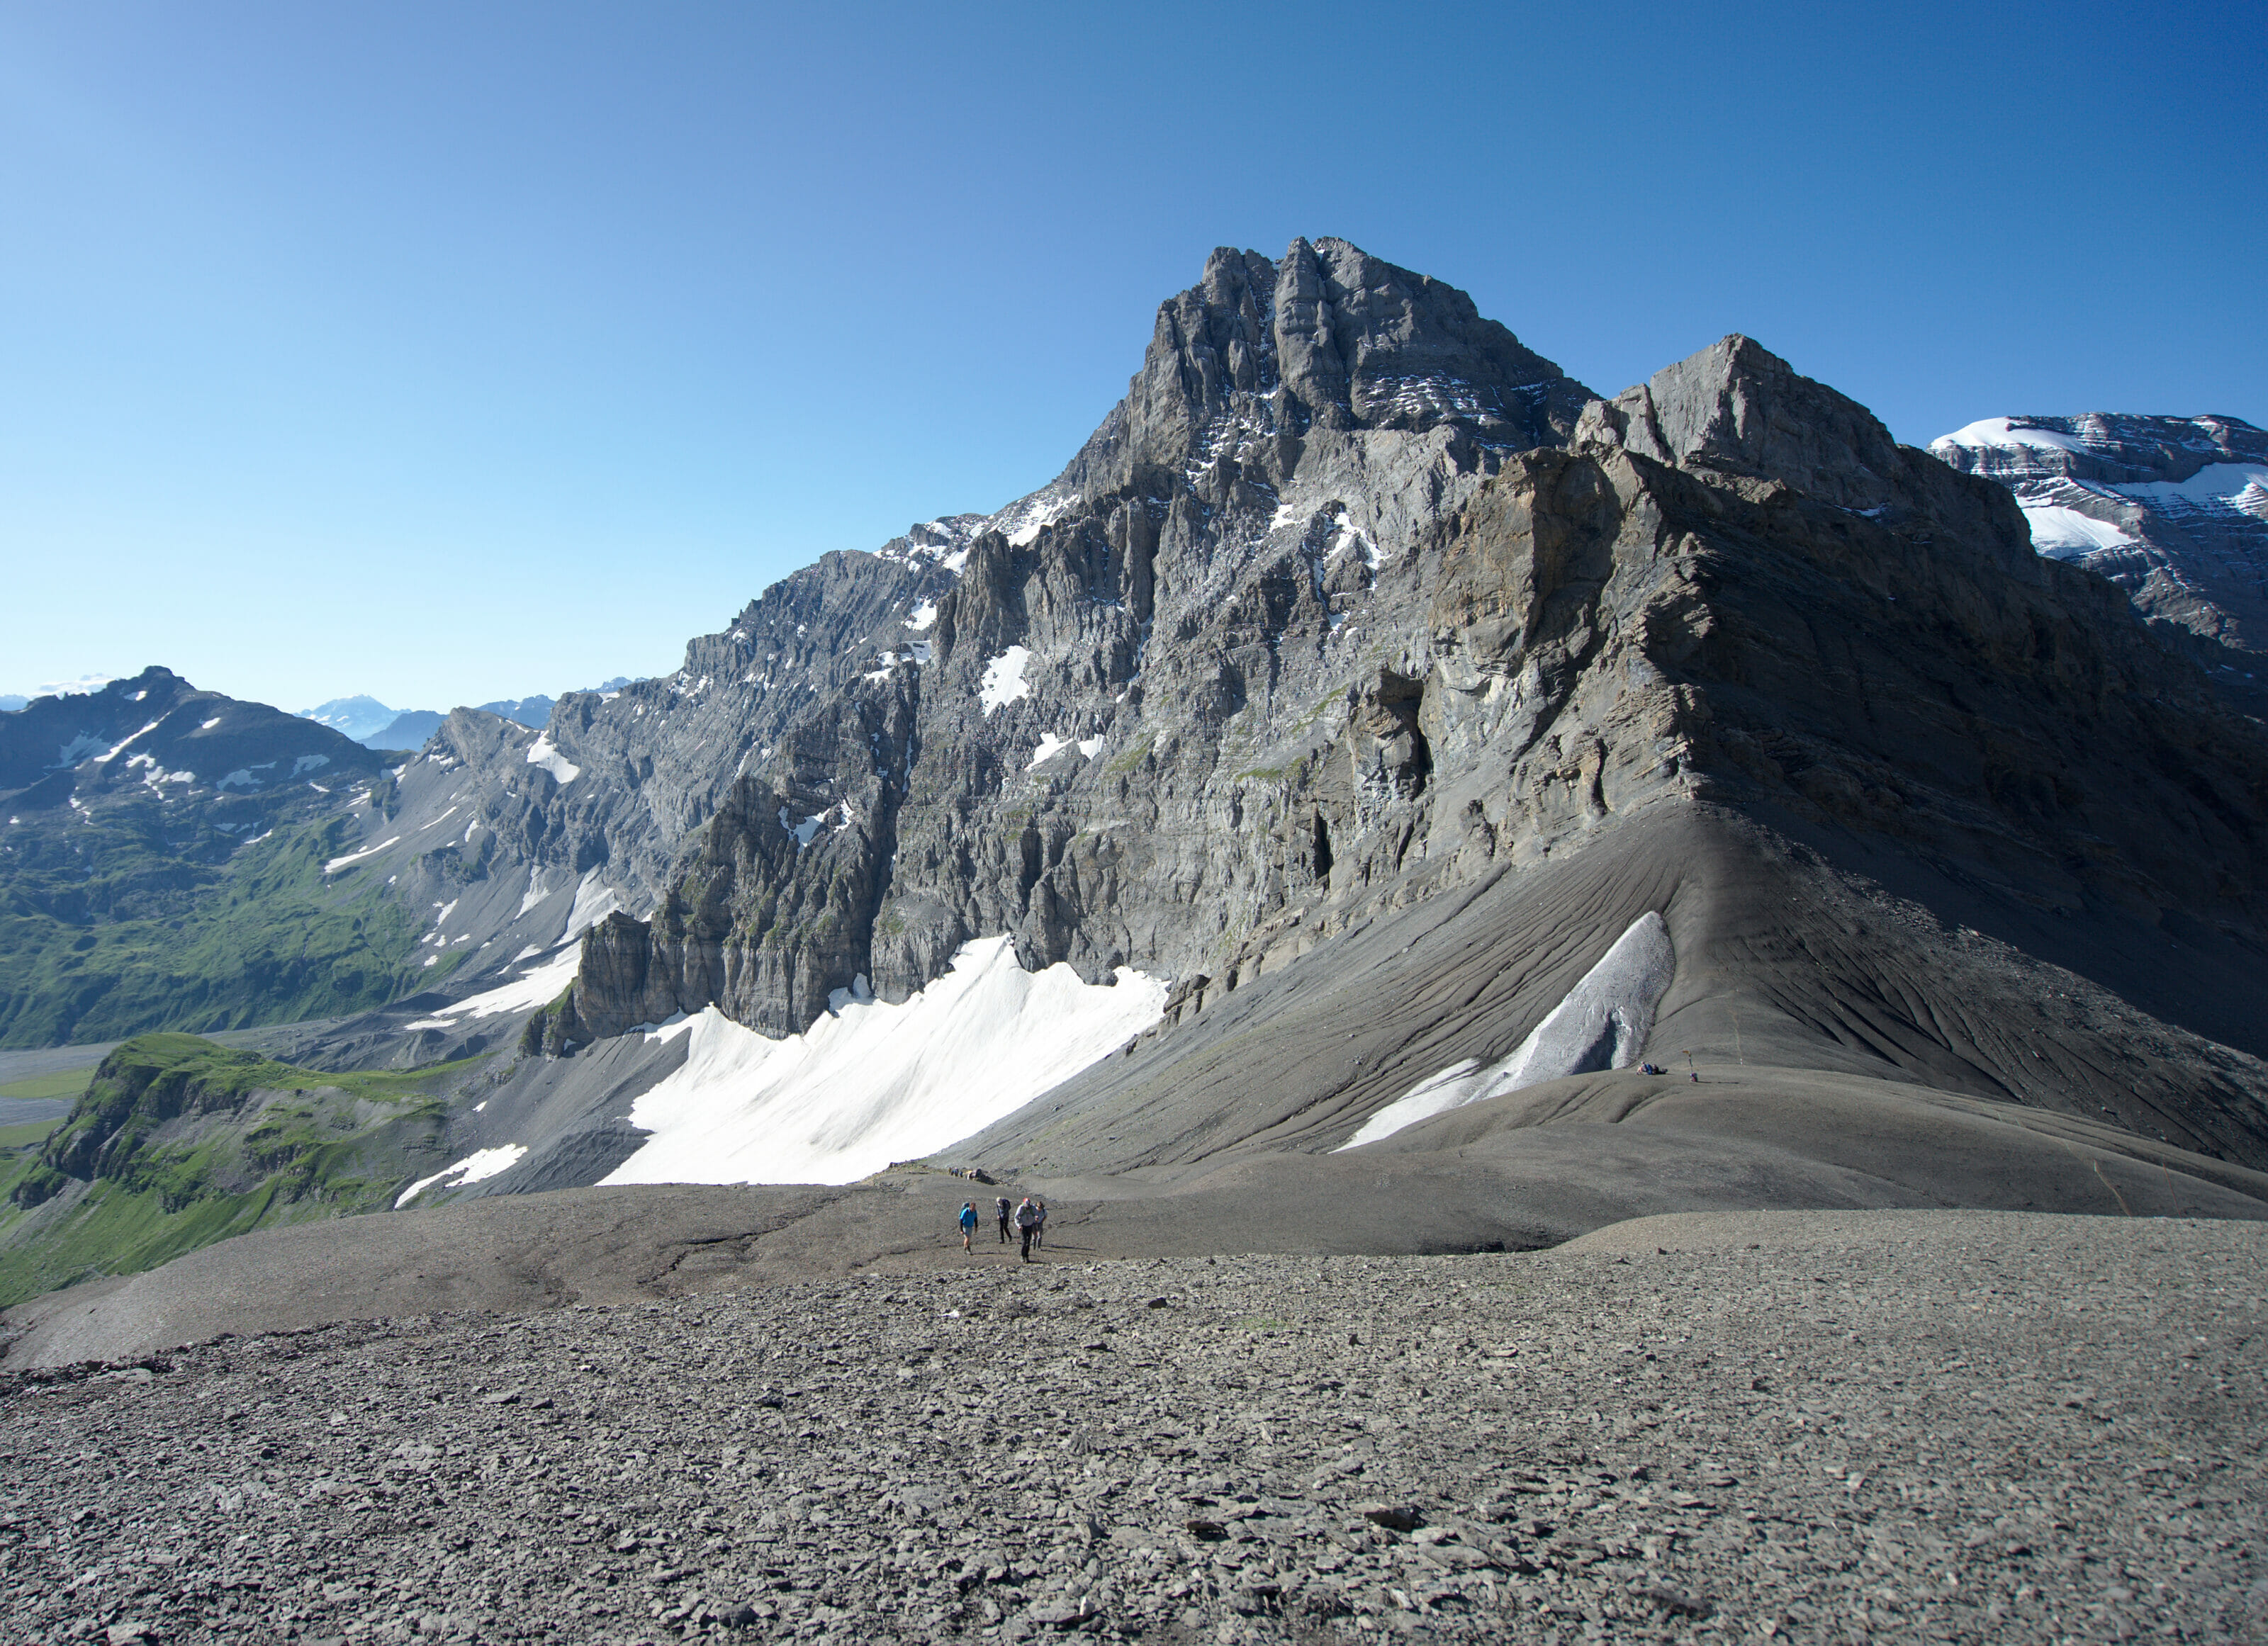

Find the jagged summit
[[1055, 238, 1594, 505]]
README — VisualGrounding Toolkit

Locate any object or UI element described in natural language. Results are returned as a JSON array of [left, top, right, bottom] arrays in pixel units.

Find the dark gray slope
[[6, 1215, 2258, 1644], [953, 806, 2268, 1181], [11, 1059, 2261, 1368]]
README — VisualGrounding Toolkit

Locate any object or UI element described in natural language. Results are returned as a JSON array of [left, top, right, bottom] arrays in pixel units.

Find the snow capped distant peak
[[7, 673, 116, 709], [1931, 417, 2089, 457]]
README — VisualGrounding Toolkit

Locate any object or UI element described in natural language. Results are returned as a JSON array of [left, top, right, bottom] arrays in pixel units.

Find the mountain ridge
[[6, 239, 2267, 1330]]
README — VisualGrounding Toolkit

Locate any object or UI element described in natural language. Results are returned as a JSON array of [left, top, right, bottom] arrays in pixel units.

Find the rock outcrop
[[486, 251, 2267, 1173]]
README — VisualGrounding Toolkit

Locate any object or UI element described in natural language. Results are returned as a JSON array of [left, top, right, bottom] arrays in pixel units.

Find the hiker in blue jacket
[[958, 1202, 978, 1253]]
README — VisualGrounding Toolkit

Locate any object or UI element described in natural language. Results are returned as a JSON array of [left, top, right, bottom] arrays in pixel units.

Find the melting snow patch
[[324, 835, 401, 875], [779, 806, 825, 847], [904, 599, 938, 631], [517, 869, 551, 917], [401, 952, 581, 1033], [525, 733, 581, 784], [563, 867, 620, 940], [52, 733, 108, 768], [292, 753, 330, 775], [2019, 504, 2140, 557], [1078, 735, 1104, 758], [979, 646, 1032, 714], [601, 935, 1167, 1187], [1327, 509, 1383, 570], [200, 717, 220, 730], [96, 721, 163, 763], [395, 1145, 528, 1208], [1026, 733, 1068, 770], [1337, 912, 1675, 1150]]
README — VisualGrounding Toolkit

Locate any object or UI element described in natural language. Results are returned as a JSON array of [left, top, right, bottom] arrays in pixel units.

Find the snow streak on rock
[[395, 1144, 529, 1208], [1337, 912, 1675, 1149]]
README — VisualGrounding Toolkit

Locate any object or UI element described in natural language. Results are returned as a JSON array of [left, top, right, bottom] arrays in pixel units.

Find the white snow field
[[395, 1145, 529, 1208], [1337, 912, 1676, 1150], [2111, 462, 2268, 508], [600, 935, 1167, 1187], [399, 951, 582, 1032], [2019, 502, 2141, 556], [1931, 417, 2090, 456]]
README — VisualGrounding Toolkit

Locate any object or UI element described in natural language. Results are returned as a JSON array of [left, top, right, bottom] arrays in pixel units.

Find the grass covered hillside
[[0, 667, 454, 1047], [0, 804, 452, 1049], [0, 1032, 489, 1307]]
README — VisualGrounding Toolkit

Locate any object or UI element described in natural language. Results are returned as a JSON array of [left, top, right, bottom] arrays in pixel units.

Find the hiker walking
[[958, 1201, 978, 1253], [995, 1195, 1012, 1244], [1014, 1195, 1041, 1262], [1033, 1197, 1048, 1251]]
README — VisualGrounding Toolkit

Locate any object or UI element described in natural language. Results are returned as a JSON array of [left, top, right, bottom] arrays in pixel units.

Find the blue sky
[[3, 1, 2260, 713]]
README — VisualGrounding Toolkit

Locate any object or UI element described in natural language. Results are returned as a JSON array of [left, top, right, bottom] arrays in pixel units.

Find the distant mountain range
[[296, 682, 634, 750]]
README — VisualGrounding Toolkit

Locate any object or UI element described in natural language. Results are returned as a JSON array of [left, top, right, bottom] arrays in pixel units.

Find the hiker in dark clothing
[[1014, 1195, 1040, 1261], [996, 1196, 1012, 1244], [1033, 1197, 1048, 1251]]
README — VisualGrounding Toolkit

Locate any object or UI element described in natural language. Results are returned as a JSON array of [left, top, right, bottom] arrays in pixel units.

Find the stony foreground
[[1, 1210, 2262, 1645]]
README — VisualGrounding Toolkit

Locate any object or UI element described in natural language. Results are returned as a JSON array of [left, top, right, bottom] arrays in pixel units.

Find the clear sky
[[3, 1, 2260, 713]]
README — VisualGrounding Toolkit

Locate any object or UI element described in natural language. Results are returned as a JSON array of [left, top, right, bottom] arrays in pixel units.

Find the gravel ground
[[1, 1211, 2261, 1645]]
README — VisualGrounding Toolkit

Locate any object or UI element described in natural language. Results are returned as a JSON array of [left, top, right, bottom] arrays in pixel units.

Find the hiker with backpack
[[995, 1195, 1012, 1244], [1014, 1195, 1041, 1261], [958, 1202, 978, 1253]]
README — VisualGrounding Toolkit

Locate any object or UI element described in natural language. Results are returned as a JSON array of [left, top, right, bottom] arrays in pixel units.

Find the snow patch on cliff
[[525, 733, 580, 784], [2019, 503, 2140, 556], [979, 647, 1032, 714]]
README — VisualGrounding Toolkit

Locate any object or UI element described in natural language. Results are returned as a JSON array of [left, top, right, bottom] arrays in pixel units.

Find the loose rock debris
[[1, 1212, 2262, 1642]]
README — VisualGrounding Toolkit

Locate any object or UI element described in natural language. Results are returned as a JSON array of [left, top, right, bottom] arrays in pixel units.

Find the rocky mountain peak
[[1063, 237, 1595, 497], [1574, 334, 1915, 514]]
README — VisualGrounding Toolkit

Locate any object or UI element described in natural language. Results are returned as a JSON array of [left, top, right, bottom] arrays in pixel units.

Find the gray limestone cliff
[[481, 245, 2267, 1064]]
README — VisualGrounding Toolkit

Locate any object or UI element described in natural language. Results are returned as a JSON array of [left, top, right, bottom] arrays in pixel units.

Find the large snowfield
[[597, 935, 1167, 1186]]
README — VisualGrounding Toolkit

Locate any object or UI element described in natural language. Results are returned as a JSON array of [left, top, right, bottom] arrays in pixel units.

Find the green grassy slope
[[0, 1067, 97, 1104], [0, 1033, 488, 1307], [0, 815, 454, 1047]]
